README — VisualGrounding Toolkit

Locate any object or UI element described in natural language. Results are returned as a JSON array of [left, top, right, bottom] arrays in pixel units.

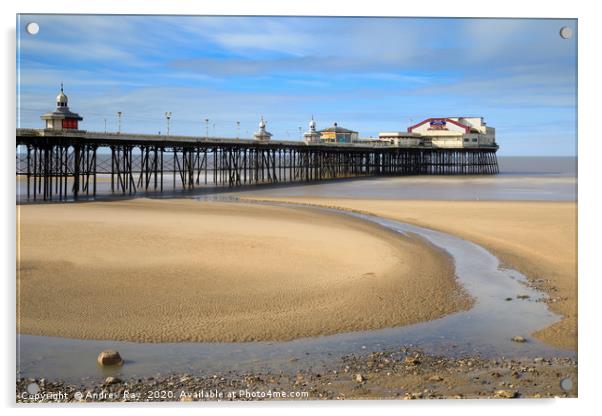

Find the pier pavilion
[[404, 117, 496, 148]]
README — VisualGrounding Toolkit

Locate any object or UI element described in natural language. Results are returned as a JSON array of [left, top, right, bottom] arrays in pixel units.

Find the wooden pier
[[16, 128, 499, 201]]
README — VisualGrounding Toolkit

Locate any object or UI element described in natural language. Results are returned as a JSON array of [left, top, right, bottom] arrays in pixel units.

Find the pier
[[16, 128, 499, 201]]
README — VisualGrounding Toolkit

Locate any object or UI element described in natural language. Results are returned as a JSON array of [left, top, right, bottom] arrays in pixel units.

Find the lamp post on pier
[[165, 112, 172, 136], [117, 111, 122, 134]]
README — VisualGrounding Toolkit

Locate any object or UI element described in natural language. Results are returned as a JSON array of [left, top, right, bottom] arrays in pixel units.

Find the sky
[[17, 15, 577, 156]]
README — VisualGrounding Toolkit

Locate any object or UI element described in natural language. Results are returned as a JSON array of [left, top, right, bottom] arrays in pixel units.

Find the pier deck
[[16, 128, 499, 201]]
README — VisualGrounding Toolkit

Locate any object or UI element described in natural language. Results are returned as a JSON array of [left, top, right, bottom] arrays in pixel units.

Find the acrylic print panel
[[16, 14, 577, 403]]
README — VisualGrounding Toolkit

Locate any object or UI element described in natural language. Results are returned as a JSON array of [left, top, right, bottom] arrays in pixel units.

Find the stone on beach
[[403, 356, 421, 366], [511, 336, 527, 343], [103, 376, 122, 385], [97, 350, 124, 366], [494, 389, 518, 398]]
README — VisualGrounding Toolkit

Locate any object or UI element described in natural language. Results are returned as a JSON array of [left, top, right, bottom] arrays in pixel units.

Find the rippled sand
[[17, 198, 470, 342], [244, 197, 577, 350]]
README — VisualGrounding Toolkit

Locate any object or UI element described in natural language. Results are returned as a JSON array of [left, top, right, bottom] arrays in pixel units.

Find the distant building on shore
[[253, 116, 272, 141], [379, 117, 496, 148], [319, 122, 358, 144], [40, 84, 83, 130]]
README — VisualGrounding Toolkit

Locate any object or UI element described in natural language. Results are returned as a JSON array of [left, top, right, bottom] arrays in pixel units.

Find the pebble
[[354, 374, 364, 383], [494, 389, 518, 398], [511, 336, 527, 343], [103, 376, 122, 385], [403, 356, 421, 366], [97, 350, 124, 366]]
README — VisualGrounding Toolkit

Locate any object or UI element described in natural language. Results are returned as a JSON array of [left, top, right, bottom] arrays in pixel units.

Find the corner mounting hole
[[26, 22, 40, 35], [559, 26, 573, 39], [560, 377, 573, 391]]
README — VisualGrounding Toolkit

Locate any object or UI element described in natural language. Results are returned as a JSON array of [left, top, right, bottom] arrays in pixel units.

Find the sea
[[16, 156, 577, 203]]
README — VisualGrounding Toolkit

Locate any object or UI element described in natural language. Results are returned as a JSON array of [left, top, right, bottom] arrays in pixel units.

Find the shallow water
[[17, 201, 574, 384], [227, 174, 576, 201], [16, 156, 577, 203]]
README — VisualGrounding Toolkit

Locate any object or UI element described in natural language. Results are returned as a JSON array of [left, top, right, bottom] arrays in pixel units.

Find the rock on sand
[[97, 350, 124, 366]]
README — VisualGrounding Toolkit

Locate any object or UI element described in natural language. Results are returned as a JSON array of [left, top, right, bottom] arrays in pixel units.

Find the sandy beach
[[242, 197, 577, 350], [17, 198, 471, 343]]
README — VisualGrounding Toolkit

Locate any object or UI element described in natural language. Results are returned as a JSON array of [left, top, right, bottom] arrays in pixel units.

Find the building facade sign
[[428, 119, 448, 130]]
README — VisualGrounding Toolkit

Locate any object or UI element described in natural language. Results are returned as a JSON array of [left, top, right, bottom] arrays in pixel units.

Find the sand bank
[[17, 198, 470, 342], [243, 197, 577, 350]]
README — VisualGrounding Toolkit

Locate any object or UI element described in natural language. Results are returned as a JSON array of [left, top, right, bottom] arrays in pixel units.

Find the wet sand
[[17, 198, 470, 342], [241, 197, 577, 350]]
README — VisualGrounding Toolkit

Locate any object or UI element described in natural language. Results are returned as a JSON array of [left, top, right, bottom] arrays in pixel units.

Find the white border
[[3, 1, 601, 415]]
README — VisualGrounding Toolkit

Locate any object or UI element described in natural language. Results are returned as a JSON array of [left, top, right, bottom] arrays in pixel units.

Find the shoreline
[[17, 347, 577, 402], [237, 197, 577, 351]]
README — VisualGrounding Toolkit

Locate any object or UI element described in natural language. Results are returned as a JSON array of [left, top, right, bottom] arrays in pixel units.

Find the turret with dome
[[56, 87, 68, 107], [303, 116, 321, 144], [253, 116, 272, 141], [41, 84, 83, 130]]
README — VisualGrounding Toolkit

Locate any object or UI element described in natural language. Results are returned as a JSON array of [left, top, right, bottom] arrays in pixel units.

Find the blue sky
[[17, 15, 577, 155]]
